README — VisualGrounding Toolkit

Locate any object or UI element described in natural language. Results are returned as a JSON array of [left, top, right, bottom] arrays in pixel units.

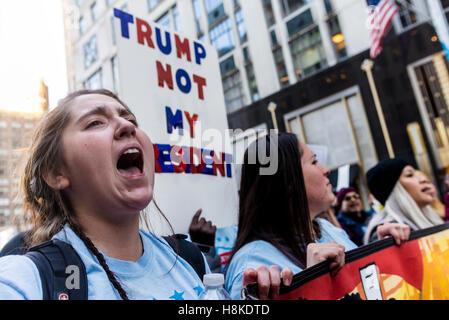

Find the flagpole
[[361, 59, 395, 158], [268, 102, 279, 131]]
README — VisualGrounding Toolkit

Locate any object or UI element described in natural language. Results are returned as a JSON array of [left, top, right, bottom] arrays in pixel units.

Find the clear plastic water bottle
[[199, 273, 232, 300]]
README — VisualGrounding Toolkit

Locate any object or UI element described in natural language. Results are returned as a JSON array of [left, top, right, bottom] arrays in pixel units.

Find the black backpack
[[24, 234, 206, 300]]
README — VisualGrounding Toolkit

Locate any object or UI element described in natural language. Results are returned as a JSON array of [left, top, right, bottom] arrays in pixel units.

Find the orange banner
[[243, 223, 449, 300]]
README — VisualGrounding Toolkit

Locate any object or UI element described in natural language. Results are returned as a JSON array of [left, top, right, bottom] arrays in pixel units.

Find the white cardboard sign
[[113, 8, 238, 235]]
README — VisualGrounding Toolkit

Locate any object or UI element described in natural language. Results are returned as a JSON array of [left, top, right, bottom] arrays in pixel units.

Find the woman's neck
[[75, 210, 143, 262]]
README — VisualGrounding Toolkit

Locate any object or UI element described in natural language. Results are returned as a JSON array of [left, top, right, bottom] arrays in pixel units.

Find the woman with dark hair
[[0, 90, 279, 300], [225, 133, 410, 300]]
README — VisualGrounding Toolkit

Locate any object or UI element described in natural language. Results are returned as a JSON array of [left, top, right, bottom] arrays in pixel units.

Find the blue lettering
[[113, 8, 134, 39], [156, 27, 172, 55], [157, 144, 175, 173], [165, 106, 184, 135], [194, 42, 207, 65], [176, 69, 192, 94]]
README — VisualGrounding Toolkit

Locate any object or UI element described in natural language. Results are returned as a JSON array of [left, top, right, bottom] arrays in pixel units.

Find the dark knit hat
[[336, 187, 358, 211], [366, 158, 409, 205]]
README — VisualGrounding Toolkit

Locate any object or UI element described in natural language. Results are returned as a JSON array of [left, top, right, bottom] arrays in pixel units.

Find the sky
[[0, 0, 68, 112]]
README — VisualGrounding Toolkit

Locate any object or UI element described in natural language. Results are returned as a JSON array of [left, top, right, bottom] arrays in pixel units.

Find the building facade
[[0, 80, 48, 228], [62, 0, 449, 200]]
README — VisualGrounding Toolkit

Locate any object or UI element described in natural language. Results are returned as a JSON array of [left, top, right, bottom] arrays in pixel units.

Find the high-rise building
[[62, 0, 449, 199], [0, 80, 48, 228], [62, 0, 369, 112]]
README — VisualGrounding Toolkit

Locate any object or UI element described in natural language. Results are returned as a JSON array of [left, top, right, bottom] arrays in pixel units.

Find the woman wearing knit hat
[[364, 159, 444, 244]]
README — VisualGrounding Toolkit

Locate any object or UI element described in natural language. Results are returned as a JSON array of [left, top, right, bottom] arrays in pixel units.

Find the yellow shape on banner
[[419, 231, 449, 300]]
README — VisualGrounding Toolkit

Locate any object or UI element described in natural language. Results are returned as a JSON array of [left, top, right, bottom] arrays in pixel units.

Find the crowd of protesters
[[0, 89, 448, 300]]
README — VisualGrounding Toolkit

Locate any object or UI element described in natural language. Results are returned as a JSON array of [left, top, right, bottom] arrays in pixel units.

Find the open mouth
[[421, 186, 432, 194], [117, 147, 144, 176]]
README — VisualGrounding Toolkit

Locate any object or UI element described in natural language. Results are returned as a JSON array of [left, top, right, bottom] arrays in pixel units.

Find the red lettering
[[212, 151, 226, 177], [193, 75, 207, 100], [171, 145, 187, 173], [153, 144, 162, 173], [184, 111, 199, 139], [156, 61, 174, 90], [136, 18, 155, 48], [175, 35, 191, 62], [189, 147, 205, 174]]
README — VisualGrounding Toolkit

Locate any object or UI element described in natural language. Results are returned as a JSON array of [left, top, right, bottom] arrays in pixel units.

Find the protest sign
[[113, 8, 238, 234], [244, 223, 449, 300]]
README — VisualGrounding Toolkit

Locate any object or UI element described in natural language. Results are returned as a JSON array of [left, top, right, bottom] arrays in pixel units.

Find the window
[[234, 9, 247, 43], [286, 9, 313, 37], [270, 29, 278, 46], [220, 55, 236, 75], [289, 27, 327, 78], [204, 0, 223, 12], [397, 0, 417, 28], [327, 16, 347, 60], [85, 69, 103, 89], [112, 56, 119, 93], [173, 6, 181, 32], [262, 0, 275, 27], [243, 47, 259, 102], [157, 12, 171, 29], [79, 16, 86, 36], [91, 2, 99, 22], [273, 46, 289, 87], [193, 0, 204, 36], [323, 0, 333, 15], [210, 18, 235, 57], [280, 0, 311, 17], [0, 188, 8, 196], [222, 71, 246, 113], [84, 35, 98, 69], [148, 0, 163, 11], [193, 0, 202, 19]]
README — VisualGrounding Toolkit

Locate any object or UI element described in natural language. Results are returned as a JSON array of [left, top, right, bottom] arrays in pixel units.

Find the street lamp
[[267, 102, 278, 131]]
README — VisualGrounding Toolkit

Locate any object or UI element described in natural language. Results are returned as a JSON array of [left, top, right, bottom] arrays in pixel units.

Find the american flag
[[367, 0, 399, 59]]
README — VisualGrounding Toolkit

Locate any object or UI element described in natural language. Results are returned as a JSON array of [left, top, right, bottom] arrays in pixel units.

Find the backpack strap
[[163, 234, 206, 281], [25, 240, 88, 300]]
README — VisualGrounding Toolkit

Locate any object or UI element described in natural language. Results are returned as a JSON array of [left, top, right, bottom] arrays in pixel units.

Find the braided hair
[[22, 89, 137, 299], [66, 216, 129, 300]]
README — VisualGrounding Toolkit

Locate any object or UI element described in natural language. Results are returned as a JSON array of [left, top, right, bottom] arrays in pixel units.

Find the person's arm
[[188, 209, 216, 248]]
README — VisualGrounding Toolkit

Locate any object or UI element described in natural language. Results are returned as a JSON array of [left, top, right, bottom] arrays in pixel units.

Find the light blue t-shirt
[[0, 225, 210, 300], [225, 218, 357, 300]]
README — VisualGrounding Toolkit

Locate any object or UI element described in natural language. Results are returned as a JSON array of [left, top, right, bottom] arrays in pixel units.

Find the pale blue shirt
[[225, 218, 357, 300], [0, 225, 210, 300]]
